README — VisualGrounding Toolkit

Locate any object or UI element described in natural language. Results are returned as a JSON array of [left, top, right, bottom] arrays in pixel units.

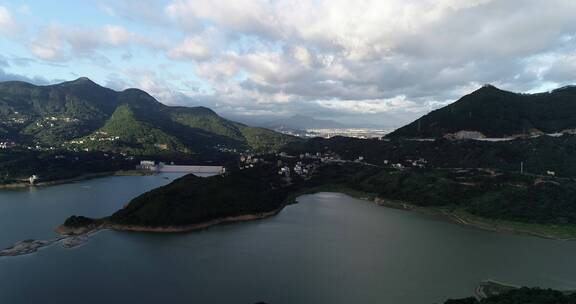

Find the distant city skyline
[[1, 0, 575, 127]]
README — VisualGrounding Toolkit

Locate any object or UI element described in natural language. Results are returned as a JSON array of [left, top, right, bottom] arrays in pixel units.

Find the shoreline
[[52, 183, 576, 240], [373, 198, 576, 241], [294, 185, 576, 241], [105, 208, 284, 233], [474, 280, 519, 300], [56, 208, 285, 236], [0, 170, 153, 189]]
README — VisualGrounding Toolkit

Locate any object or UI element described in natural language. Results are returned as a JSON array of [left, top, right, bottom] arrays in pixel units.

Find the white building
[[138, 160, 158, 171]]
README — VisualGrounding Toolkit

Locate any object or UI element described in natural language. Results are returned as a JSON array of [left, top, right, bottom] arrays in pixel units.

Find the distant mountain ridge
[[257, 114, 390, 131], [260, 114, 348, 130], [388, 84, 576, 138], [0, 78, 299, 154]]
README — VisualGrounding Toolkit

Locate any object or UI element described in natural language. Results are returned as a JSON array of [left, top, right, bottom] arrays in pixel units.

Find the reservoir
[[1, 175, 576, 303]]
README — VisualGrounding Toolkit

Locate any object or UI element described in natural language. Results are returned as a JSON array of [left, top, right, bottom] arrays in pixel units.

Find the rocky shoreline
[[373, 197, 576, 241], [54, 219, 105, 235], [0, 234, 91, 257], [474, 280, 519, 299], [105, 209, 284, 233], [0, 239, 60, 257], [299, 187, 576, 241], [55, 208, 284, 236], [0, 204, 287, 258]]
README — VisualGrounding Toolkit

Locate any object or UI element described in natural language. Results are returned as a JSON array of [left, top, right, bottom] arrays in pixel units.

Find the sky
[[0, 0, 575, 127]]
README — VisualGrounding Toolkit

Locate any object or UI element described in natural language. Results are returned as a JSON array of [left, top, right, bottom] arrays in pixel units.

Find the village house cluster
[[276, 151, 340, 179], [214, 144, 244, 153], [35, 116, 79, 128], [69, 131, 120, 145], [239, 154, 264, 169], [5, 117, 26, 125], [1, 142, 56, 151], [0, 141, 16, 149], [382, 158, 428, 169], [0, 113, 27, 128], [277, 160, 318, 178]]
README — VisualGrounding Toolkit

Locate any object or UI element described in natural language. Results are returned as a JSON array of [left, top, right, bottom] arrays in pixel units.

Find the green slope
[[84, 105, 189, 154], [0, 79, 112, 144], [237, 124, 299, 151], [168, 106, 299, 151], [283, 135, 576, 178], [389, 85, 576, 138], [168, 106, 244, 140], [108, 165, 290, 227], [0, 78, 299, 153]]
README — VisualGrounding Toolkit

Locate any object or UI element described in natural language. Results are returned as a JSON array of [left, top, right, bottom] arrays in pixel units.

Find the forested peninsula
[[58, 157, 576, 240]]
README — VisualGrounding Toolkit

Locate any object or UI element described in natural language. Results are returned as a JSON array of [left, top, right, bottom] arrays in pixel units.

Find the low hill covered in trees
[[108, 165, 293, 227]]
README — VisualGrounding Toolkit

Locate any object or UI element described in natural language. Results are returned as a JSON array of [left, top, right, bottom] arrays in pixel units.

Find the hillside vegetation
[[389, 85, 576, 138], [284, 135, 576, 177], [109, 165, 292, 227], [0, 78, 299, 154], [62, 160, 576, 235], [308, 163, 576, 227]]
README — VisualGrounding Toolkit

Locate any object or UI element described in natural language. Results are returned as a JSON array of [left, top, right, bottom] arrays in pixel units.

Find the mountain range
[[389, 84, 576, 138], [3, 78, 576, 154], [0, 78, 299, 154]]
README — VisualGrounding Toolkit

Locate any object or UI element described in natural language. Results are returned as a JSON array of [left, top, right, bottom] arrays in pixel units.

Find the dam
[[137, 161, 225, 174], [158, 165, 224, 174]]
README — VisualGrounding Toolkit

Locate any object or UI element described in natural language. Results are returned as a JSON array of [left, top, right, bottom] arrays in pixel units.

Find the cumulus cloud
[[97, 0, 170, 26], [169, 36, 212, 61], [316, 96, 422, 114], [0, 56, 8, 68], [165, 0, 281, 38], [0, 6, 13, 28], [159, 0, 576, 125], [168, 27, 226, 61], [541, 52, 576, 83], [4, 0, 576, 126], [0, 5, 22, 36], [27, 24, 164, 61]]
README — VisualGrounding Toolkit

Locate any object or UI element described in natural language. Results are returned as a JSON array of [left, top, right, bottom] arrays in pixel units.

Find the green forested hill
[[0, 78, 299, 154], [108, 164, 291, 227], [389, 85, 576, 138], [283, 135, 576, 178], [63, 160, 576, 234]]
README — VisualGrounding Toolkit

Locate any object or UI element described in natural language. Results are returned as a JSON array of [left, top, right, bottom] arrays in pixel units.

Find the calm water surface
[[1, 175, 576, 304]]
